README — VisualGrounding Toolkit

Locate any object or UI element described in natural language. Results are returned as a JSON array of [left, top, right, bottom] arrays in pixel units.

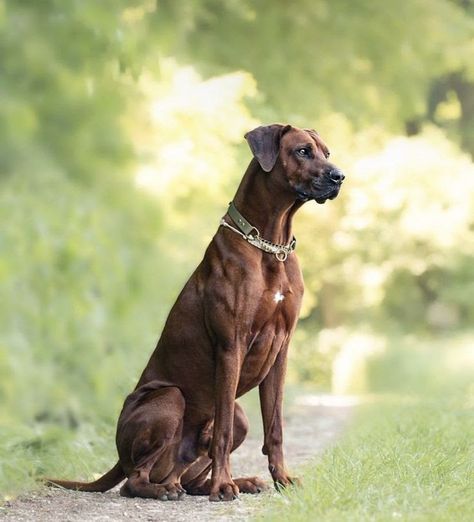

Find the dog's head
[[245, 124, 344, 204]]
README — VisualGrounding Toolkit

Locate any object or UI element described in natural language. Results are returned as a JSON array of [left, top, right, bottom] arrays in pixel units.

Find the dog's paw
[[209, 479, 239, 502], [233, 476, 267, 494], [155, 482, 186, 501], [273, 474, 301, 492]]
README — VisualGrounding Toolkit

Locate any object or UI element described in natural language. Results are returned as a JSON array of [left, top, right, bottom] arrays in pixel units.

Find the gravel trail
[[0, 396, 352, 522]]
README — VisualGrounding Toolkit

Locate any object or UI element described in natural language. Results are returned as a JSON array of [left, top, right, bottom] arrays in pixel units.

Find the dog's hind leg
[[116, 381, 186, 500]]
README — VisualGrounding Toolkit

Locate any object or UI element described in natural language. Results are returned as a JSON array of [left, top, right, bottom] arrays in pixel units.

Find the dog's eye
[[325, 151, 330, 159], [296, 148, 310, 157]]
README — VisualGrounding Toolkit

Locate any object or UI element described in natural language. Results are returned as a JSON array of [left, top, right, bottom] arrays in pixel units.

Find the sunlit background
[[1, 0, 473, 500]]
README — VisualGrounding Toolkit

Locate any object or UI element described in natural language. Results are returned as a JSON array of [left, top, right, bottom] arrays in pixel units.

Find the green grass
[[0, 421, 117, 500], [257, 334, 474, 522]]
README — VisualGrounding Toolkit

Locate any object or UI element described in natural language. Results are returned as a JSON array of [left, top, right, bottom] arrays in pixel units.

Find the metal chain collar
[[219, 202, 296, 262]]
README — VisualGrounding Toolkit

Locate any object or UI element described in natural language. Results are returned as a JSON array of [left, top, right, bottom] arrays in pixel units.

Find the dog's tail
[[45, 461, 125, 492]]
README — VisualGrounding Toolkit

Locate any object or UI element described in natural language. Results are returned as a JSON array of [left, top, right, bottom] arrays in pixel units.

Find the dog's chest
[[250, 264, 302, 330], [255, 257, 302, 327], [236, 282, 301, 395]]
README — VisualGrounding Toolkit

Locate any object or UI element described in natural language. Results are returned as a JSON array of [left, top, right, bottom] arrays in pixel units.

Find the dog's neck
[[232, 158, 304, 246]]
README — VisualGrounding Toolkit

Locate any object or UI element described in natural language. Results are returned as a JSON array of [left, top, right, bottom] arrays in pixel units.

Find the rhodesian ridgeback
[[47, 124, 344, 501]]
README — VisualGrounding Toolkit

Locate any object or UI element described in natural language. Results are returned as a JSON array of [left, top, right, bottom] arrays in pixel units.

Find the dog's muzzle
[[296, 168, 345, 203]]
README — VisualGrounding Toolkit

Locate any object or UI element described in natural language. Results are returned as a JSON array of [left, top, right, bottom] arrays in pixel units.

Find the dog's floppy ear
[[244, 124, 292, 172]]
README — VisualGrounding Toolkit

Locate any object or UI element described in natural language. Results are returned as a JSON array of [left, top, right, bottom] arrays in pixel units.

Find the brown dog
[[47, 124, 344, 502]]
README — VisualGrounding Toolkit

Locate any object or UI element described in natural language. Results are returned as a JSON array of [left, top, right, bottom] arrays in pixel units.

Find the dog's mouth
[[315, 187, 340, 204], [297, 185, 341, 204]]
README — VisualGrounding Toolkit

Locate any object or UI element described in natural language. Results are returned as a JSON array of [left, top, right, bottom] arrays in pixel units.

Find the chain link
[[219, 218, 296, 262]]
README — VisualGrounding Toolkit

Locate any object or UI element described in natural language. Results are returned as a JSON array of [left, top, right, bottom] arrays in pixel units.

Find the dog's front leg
[[259, 342, 300, 491], [209, 347, 241, 501]]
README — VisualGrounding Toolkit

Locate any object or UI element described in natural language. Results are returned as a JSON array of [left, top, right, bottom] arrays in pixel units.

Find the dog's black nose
[[328, 168, 345, 184]]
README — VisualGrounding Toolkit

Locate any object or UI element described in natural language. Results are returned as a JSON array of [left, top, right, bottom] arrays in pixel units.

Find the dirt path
[[0, 396, 352, 522]]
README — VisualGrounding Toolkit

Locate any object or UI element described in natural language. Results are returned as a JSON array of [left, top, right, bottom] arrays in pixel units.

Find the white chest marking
[[274, 291, 285, 303]]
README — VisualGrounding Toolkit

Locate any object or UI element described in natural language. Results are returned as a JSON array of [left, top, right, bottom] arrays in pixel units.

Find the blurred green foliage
[[0, 0, 473, 498], [153, 0, 474, 148]]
